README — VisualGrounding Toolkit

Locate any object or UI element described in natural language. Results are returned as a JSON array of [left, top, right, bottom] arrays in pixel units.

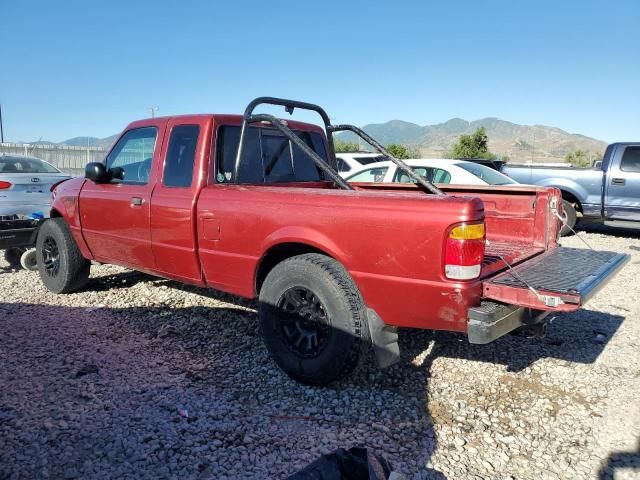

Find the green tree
[[334, 140, 360, 153], [385, 143, 421, 159], [448, 127, 496, 160], [565, 149, 599, 168]]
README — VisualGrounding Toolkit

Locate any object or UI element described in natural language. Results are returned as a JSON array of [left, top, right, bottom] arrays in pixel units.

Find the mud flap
[[366, 308, 400, 369]]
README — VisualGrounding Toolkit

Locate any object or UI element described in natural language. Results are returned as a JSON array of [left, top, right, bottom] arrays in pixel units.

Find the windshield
[[456, 162, 516, 185], [356, 155, 387, 165], [0, 157, 61, 174]]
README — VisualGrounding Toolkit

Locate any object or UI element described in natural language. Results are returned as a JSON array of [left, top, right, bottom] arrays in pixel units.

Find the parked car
[[0, 155, 70, 218], [453, 157, 507, 172], [36, 97, 628, 385], [502, 143, 640, 234], [345, 158, 517, 186], [335, 153, 387, 176], [0, 155, 69, 269]]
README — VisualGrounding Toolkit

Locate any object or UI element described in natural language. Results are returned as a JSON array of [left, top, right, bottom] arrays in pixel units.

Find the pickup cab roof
[[122, 114, 325, 136]]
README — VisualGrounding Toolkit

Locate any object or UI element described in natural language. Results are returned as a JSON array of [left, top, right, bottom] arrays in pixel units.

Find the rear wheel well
[[255, 243, 333, 295], [560, 190, 582, 213]]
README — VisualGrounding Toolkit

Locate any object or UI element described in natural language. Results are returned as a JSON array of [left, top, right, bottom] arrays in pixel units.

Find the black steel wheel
[[36, 218, 90, 293], [259, 253, 369, 386], [277, 286, 332, 358], [42, 236, 60, 277]]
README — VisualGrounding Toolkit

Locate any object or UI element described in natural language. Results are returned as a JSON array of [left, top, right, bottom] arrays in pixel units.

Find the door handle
[[611, 178, 626, 186], [130, 197, 144, 206]]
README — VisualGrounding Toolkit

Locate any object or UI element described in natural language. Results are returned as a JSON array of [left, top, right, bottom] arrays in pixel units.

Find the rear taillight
[[0, 181, 12, 189], [445, 223, 485, 280]]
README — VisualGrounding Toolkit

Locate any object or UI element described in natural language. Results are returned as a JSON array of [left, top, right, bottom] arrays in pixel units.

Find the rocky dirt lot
[[0, 224, 639, 480]]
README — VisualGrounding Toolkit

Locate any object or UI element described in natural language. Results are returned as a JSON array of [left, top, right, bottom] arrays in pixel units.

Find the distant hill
[[60, 135, 118, 148], [339, 117, 607, 162], [28, 118, 607, 162]]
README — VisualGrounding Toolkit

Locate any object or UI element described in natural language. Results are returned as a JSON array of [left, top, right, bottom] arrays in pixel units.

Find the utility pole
[[0, 103, 4, 143], [149, 106, 159, 118]]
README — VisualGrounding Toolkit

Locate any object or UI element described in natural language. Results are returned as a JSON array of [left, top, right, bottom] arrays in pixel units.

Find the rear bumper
[[469, 246, 630, 343], [467, 302, 549, 344]]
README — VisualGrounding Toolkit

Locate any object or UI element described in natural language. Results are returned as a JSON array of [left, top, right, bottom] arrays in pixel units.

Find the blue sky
[[1, 0, 638, 143]]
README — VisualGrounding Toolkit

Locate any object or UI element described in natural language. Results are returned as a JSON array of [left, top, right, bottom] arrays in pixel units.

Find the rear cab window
[[620, 146, 640, 172], [215, 125, 328, 184]]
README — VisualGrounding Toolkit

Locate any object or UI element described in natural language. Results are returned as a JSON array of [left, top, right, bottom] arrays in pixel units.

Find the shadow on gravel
[[598, 440, 640, 480], [402, 309, 626, 373], [84, 270, 157, 292], [0, 284, 625, 479], [0, 265, 19, 275], [575, 222, 640, 239], [0, 299, 447, 479]]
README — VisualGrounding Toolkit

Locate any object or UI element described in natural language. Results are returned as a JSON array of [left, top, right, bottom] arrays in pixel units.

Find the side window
[[393, 166, 451, 184], [163, 125, 200, 188], [432, 168, 452, 184], [105, 127, 157, 185], [336, 158, 351, 172], [347, 167, 388, 182], [621, 146, 640, 172]]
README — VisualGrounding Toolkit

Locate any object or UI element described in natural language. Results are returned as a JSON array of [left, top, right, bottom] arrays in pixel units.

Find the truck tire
[[259, 253, 369, 386], [20, 248, 38, 271], [560, 200, 577, 236], [36, 218, 90, 293], [3, 247, 25, 267]]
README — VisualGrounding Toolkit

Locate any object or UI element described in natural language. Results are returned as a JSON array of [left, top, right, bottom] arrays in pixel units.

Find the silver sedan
[[0, 155, 71, 218]]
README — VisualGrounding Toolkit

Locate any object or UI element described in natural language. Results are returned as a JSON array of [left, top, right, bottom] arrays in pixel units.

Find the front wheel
[[36, 218, 90, 293], [259, 253, 369, 386]]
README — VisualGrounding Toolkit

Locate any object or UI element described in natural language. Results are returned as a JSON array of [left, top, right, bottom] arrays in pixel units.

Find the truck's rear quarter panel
[[197, 183, 561, 333], [197, 185, 485, 332]]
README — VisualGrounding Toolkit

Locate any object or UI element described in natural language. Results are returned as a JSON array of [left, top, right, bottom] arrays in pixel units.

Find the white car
[[344, 158, 517, 186], [335, 153, 387, 177], [0, 155, 71, 218]]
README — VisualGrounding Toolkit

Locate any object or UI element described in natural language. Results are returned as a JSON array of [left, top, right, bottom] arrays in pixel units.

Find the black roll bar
[[234, 96, 445, 196]]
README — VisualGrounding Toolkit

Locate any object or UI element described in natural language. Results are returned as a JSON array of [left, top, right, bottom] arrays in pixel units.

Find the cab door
[[605, 145, 640, 222], [79, 121, 166, 268], [150, 117, 212, 283]]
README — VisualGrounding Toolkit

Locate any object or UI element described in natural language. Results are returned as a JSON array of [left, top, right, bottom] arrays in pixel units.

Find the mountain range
[[26, 135, 119, 148], [30, 118, 607, 162], [337, 117, 607, 162]]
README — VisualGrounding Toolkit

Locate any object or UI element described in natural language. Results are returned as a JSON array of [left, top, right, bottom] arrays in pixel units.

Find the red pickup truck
[[37, 97, 629, 385]]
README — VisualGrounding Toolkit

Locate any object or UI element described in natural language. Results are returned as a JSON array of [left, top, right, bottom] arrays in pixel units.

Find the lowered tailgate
[[482, 247, 629, 312]]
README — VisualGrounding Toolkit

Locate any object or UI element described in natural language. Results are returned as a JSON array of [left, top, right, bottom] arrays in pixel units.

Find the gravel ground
[[0, 224, 639, 479]]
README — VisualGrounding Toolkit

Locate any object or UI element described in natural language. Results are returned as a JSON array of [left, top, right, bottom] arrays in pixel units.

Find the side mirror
[[110, 167, 125, 181], [85, 162, 109, 183]]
